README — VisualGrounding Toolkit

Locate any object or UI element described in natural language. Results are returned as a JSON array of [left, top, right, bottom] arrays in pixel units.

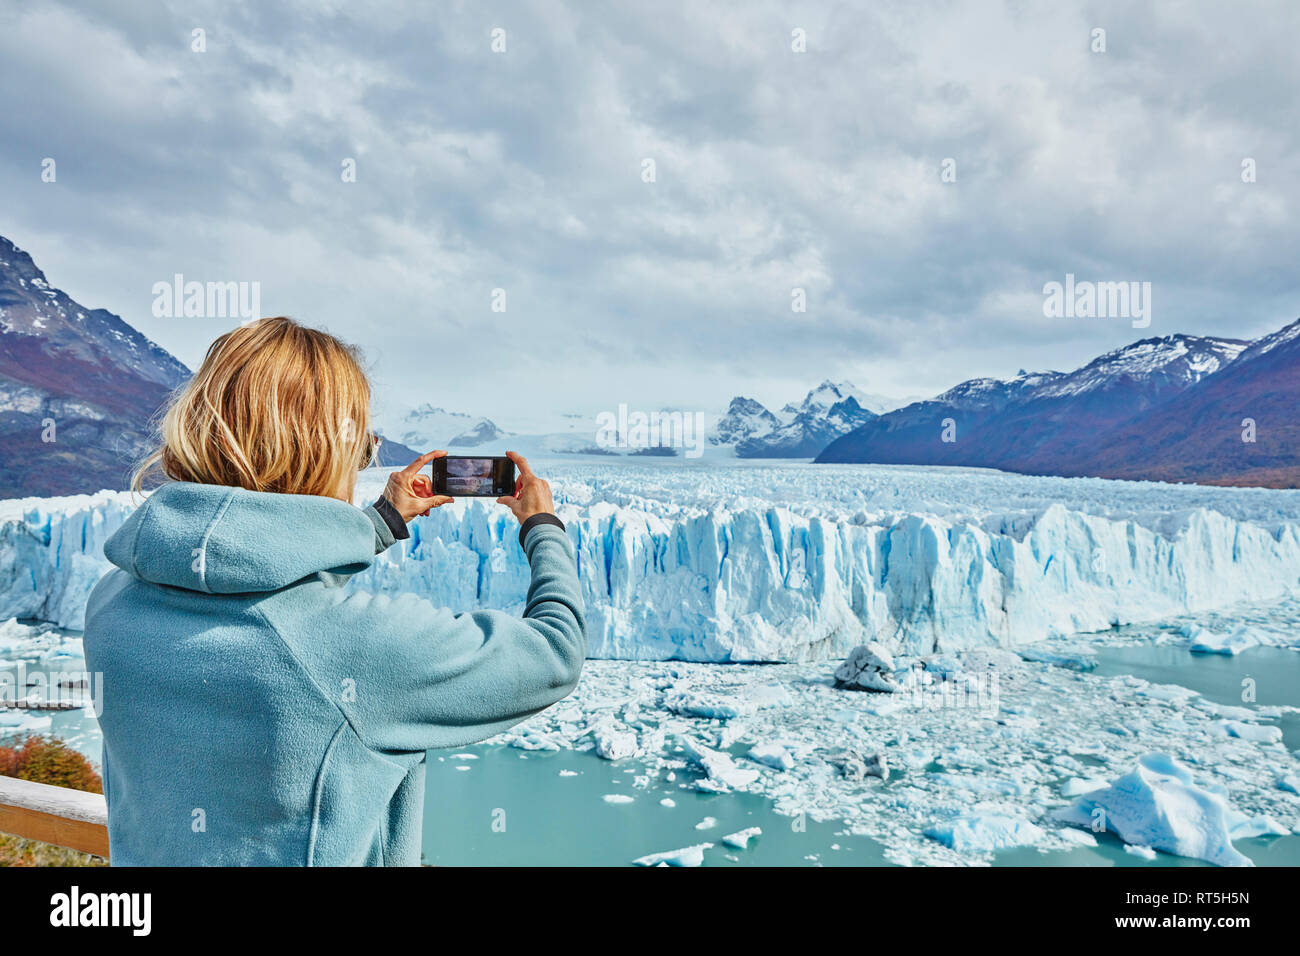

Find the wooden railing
[[0, 776, 109, 858]]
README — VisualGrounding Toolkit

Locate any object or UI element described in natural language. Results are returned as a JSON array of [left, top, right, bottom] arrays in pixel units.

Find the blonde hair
[[133, 316, 374, 500]]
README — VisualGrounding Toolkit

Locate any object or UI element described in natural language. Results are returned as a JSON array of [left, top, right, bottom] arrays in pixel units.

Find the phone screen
[[433, 456, 515, 497]]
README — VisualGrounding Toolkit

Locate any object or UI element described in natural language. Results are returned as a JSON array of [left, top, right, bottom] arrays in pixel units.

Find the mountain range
[[1066, 321, 1300, 486], [0, 235, 424, 493], [392, 404, 511, 450], [0, 236, 190, 497], [2, 232, 1296, 494], [817, 324, 1300, 487], [712, 381, 884, 457]]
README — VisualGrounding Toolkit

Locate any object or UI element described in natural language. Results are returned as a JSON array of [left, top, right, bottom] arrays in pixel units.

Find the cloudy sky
[[2, 0, 1298, 427]]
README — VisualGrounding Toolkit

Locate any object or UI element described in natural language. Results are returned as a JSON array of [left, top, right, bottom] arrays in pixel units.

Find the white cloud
[[2, 0, 1298, 422]]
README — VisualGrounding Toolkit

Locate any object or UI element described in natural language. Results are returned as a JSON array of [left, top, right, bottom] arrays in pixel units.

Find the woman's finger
[[403, 449, 446, 476], [506, 450, 534, 480]]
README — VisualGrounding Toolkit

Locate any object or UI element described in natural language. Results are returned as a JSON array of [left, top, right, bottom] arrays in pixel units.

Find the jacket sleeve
[[289, 522, 587, 753], [362, 498, 406, 553]]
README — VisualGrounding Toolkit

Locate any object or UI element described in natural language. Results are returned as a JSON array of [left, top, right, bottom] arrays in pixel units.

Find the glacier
[[0, 490, 134, 628], [2, 463, 1300, 662]]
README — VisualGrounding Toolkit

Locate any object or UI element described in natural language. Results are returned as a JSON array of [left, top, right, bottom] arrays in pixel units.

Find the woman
[[82, 316, 586, 866]]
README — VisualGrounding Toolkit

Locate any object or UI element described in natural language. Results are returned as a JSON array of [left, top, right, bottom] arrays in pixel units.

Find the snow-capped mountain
[[935, 370, 1067, 410], [1033, 334, 1247, 400], [1235, 314, 1300, 361], [781, 380, 894, 417], [711, 381, 881, 458], [0, 236, 189, 389], [1072, 318, 1300, 487], [927, 336, 1246, 413], [817, 331, 1268, 483], [0, 235, 190, 497], [392, 403, 511, 449], [711, 397, 781, 447]]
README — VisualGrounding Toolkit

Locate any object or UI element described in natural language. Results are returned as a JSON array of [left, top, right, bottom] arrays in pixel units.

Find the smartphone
[[430, 455, 516, 497]]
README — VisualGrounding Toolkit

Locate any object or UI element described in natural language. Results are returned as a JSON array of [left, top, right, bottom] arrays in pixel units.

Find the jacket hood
[[104, 482, 377, 594]]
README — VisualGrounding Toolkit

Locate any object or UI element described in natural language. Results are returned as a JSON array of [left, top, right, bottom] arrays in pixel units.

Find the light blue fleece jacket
[[82, 481, 586, 866]]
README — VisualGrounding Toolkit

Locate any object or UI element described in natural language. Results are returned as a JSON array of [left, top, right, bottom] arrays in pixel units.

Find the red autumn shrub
[[0, 736, 102, 793]]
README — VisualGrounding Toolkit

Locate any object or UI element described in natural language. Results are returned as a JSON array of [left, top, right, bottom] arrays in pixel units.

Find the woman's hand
[[383, 450, 454, 521], [496, 451, 556, 524]]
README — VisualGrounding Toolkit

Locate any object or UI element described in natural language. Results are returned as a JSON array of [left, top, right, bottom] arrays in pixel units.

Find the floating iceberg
[[633, 843, 713, 867], [592, 721, 639, 760], [838, 751, 889, 781], [1186, 626, 1261, 656], [1016, 646, 1098, 671], [748, 742, 796, 771], [1218, 720, 1283, 744], [664, 689, 751, 719], [0, 617, 47, 654], [833, 642, 899, 692], [722, 826, 762, 849], [1053, 753, 1286, 867], [1059, 777, 1109, 797], [0, 710, 52, 733], [924, 813, 1046, 853], [678, 735, 761, 791]]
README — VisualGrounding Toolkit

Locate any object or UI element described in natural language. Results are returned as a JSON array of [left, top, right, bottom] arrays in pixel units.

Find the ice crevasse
[[2, 490, 1299, 662]]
